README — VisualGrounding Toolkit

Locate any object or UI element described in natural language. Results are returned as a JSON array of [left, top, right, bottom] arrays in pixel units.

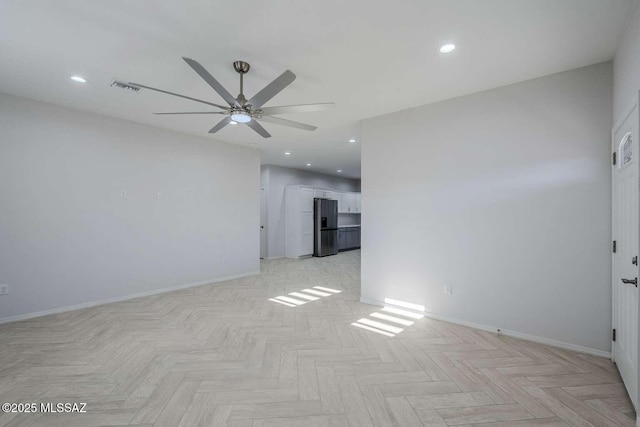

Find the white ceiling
[[0, 0, 634, 179]]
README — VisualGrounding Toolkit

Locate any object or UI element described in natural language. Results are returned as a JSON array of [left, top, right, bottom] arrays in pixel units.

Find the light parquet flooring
[[0, 250, 636, 426]]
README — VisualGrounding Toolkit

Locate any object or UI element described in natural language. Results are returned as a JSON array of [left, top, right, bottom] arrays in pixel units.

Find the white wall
[[362, 62, 613, 354], [261, 165, 359, 258], [0, 93, 260, 321], [614, 0, 640, 123]]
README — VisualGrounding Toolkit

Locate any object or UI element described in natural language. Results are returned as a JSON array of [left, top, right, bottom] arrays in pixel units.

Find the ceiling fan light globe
[[439, 43, 456, 54], [230, 111, 252, 123]]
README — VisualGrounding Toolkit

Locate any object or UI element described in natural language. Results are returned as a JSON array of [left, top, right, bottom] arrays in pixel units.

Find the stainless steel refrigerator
[[313, 198, 338, 257]]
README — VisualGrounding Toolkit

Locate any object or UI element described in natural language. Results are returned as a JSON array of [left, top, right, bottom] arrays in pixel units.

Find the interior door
[[612, 98, 639, 410], [260, 188, 267, 259]]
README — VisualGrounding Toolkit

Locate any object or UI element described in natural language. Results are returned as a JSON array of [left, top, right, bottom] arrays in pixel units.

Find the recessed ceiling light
[[348, 139, 356, 143], [70, 75, 87, 83], [230, 120, 238, 125], [337, 170, 342, 173], [306, 163, 311, 167], [439, 44, 456, 54], [284, 152, 291, 156]]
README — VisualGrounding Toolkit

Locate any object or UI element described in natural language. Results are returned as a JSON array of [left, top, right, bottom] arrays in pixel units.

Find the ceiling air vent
[[110, 80, 141, 93]]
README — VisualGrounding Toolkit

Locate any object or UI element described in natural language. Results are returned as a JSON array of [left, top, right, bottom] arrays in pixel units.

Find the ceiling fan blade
[[260, 103, 335, 116], [247, 70, 296, 109], [153, 111, 226, 115], [247, 120, 271, 138], [258, 115, 317, 131], [182, 57, 240, 107], [130, 82, 229, 110], [209, 116, 232, 134]]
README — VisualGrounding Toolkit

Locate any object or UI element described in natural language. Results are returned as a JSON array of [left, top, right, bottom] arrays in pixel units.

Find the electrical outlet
[[0, 284, 9, 295], [157, 191, 163, 200], [444, 284, 453, 295], [120, 190, 127, 199]]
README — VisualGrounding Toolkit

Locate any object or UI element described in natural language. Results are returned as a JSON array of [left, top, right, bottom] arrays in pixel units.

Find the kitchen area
[[285, 185, 361, 258], [260, 165, 361, 261]]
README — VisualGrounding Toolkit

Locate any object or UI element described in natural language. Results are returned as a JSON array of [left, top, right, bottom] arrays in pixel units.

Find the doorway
[[612, 94, 639, 411], [260, 187, 267, 259]]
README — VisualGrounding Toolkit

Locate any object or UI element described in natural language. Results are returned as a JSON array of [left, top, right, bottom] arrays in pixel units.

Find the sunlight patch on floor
[[351, 298, 425, 337], [381, 306, 424, 319], [352, 322, 396, 337], [313, 286, 341, 293], [268, 298, 296, 307], [301, 288, 331, 297], [269, 286, 342, 307], [356, 318, 404, 334], [370, 312, 414, 326], [289, 292, 319, 301], [275, 295, 307, 305], [384, 298, 425, 312]]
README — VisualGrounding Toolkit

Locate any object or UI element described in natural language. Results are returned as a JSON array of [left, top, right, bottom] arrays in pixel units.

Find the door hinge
[[613, 152, 617, 165], [613, 240, 617, 253], [612, 329, 616, 342]]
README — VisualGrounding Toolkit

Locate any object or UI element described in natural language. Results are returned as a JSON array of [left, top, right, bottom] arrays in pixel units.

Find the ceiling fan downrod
[[233, 60, 250, 105]]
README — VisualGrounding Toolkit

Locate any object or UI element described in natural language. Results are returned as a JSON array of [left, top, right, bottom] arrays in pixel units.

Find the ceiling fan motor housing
[[233, 61, 250, 74]]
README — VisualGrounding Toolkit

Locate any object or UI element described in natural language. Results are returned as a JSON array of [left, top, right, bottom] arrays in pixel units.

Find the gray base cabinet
[[338, 227, 361, 251], [338, 230, 348, 250]]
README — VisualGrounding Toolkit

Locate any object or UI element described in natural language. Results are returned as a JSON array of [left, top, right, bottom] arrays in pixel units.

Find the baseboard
[[265, 256, 285, 260], [0, 270, 260, 325], [359, 297, 611, 359]]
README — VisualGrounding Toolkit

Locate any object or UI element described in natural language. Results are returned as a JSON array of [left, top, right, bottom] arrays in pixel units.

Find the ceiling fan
[[130, 58, 335, 138]]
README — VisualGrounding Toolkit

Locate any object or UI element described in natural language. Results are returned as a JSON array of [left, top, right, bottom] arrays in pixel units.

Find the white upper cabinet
[[338, 192, 347, 213], [313, 189, 334, 200], [337, 193, 344, 213], [338, 192, 360, 213]]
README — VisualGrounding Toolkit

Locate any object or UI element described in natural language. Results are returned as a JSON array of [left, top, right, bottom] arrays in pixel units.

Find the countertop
[[338, 225, 361, 228]]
